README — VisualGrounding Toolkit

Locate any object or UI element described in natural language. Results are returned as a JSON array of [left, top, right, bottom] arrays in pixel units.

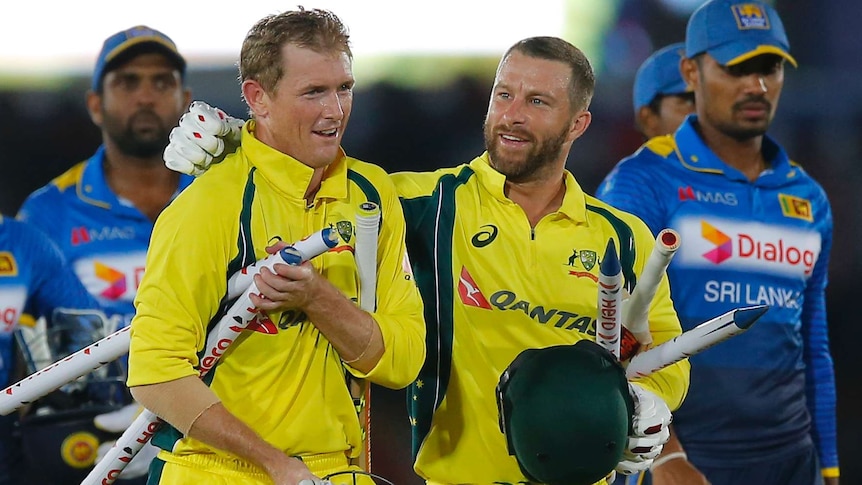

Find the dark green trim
[[347, 169, 382, 207], [586, 204, 637, 292], [145, 455, 167, 484], [402, 166, 475, 458], [226, 167, 259, 276], [347, 169, 383, 233]]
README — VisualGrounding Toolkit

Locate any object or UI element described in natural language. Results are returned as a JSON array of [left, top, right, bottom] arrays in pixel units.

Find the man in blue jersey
[[631, 42, 694, 140], [16, 25, 193, 481], [18, 25, 192, 333], [598, 1, 838, 484], [0, 215, 102, 484]]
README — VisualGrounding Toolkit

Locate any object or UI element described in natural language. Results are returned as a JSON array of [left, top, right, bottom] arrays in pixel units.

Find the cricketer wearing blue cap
[[600, 2, 838, 485], [17, 26, 194, 476], [632, 43, 695, 139]]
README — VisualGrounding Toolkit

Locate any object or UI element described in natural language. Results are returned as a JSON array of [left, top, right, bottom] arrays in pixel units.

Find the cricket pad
[[496, 340, 634, 485]]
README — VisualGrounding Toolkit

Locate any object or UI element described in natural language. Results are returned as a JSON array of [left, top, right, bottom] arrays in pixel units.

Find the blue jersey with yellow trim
[[0, 216, 98, 386], [597, 116, 838, 472], [17, 146, 194, 328]]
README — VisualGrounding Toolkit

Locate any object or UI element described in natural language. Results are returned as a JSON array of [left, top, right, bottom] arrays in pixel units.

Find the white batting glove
[[164, 100, 244, 176], [615, 382, 672, 475]]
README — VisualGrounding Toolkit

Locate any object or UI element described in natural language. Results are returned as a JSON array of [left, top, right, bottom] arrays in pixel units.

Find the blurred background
[[1, 0, 860, 483]]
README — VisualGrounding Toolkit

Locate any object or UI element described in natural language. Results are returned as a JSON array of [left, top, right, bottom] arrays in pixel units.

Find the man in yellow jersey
[[127, 8, 425, 485], [165, 37, 689, 485], [394, 37, 687, 485]]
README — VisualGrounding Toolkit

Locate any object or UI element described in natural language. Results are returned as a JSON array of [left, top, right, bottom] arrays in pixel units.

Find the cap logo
[[731, 4, 771, 30]]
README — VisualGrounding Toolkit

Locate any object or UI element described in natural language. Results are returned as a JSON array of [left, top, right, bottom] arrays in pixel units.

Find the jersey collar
[[470, 152, 587, 223], [78, 145, 194, 210], [242, 120, 348, 203], [673, 116, 799, 186]]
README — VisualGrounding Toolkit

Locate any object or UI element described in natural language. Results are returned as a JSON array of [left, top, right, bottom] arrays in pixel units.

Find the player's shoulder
[[1, 216, 54, 248], [617, 136, 677, 172], [390, 164, 472, 199], [343, 156, 398, 196], [584, 194, 656, 243], [25, 160, 88, 206]]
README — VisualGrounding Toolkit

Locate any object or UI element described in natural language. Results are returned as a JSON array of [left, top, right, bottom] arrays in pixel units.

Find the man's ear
[[567, 110, 592, 143], [680, 57, 699, 92], [85, 90, 103, 127], [635, 106, 658, 140], [241, 80, 269, 119]]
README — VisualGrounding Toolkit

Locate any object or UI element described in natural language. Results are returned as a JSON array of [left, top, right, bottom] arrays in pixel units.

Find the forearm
[[188, 401, 298, 477], [131, 377, 299, 479], [303, 277, 384, 373]]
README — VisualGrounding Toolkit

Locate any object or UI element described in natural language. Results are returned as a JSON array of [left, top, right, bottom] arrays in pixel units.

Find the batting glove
[[164, 101, 244, 176], [615, 382, 672, 475]]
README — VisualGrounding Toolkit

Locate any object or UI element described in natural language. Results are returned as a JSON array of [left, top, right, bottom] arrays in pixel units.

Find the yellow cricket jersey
[[128, 121, 425, 464], [393, 153, 690, 485]]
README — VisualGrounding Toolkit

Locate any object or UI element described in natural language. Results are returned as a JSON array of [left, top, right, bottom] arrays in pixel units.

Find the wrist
[[650, 451, 687, 471]]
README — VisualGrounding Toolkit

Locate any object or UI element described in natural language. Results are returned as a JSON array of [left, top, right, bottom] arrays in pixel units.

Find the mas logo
[[61, 431, 99, 468], [457, 266, 491, 309], [778, 194, 813, 222], [731, 4, 770, 30], [0, 252, 17, 276]]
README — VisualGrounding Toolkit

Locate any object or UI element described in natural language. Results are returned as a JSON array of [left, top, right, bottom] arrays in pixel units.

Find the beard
[[713, 96, 774, 141], [483, 120, 569, 183], [102, 109, 171, 159]]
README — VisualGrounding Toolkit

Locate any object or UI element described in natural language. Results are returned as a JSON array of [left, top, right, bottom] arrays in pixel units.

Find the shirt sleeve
[[19, 222, 101, 354], [127, 183, 235, 388], [802, 200, 839, 475], [345, 173, 426, 389]]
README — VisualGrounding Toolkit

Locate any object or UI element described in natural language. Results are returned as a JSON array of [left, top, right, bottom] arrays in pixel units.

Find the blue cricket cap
[[633, 42, 688, 115], [92, 25, 186, 92], [686, 1, 797, 67]]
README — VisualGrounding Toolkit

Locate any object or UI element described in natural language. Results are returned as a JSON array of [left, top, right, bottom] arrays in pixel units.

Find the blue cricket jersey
[[0, 216, 98, 386], [17, 146, 194, 329], [597, 116, 838, 473]]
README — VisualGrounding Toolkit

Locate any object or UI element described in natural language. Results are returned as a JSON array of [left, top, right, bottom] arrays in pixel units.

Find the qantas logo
[[678, 186, 738, 206], [458, 267, 491, 309], [247, 313, 278, 334], [71, 226, 135, 246], [454, 269, 600, 337]]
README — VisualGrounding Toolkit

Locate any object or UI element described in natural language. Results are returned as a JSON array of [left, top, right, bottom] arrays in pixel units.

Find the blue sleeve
[[801, 200, 838, 472], [596, 156, 667, 236], [16, 189, 60, 242], [19, 223, 101, 355], [22, 223, 98, 317]]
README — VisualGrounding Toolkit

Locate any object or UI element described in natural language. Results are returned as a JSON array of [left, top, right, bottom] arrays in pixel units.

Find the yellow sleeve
[[127, 165, 241, 388]]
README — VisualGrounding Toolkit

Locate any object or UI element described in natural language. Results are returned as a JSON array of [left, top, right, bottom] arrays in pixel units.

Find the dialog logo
[[701, 221, 732, 264]]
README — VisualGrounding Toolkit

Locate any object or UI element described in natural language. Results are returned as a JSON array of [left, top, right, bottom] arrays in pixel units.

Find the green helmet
[[496, 340, 634, 485]]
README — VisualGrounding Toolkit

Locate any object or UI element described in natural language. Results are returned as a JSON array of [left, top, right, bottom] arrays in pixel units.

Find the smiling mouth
[[314, 128, 338, 138]]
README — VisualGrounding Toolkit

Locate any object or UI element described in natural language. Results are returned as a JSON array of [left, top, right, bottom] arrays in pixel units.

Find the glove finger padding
[[164, 131, 213, 176], [615, 383, 672, 475], [164, 101, 244, 176], [629, 383, 672, 436]]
